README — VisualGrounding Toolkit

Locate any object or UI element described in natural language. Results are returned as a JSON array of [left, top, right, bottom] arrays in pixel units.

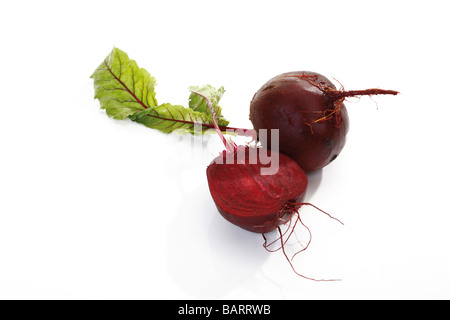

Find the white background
[[1, 0, 449, 299]]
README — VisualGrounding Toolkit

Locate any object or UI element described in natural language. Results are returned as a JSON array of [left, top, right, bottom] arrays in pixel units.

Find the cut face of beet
[[206, 146, 308, 233]]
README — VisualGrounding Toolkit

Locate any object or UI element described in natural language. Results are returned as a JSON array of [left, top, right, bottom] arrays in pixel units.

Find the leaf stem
[[190, 90, 237, 152], [141, 111, 255, 136]]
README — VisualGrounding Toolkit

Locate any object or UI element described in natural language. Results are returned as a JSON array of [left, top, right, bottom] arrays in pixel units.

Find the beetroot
[[250, 71, 398, 172], [194, 86, 340, 280], [206, 146, 308, 233]]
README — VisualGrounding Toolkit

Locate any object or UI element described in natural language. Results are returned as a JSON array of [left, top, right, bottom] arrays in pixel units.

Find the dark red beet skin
[[250, 71, 398, 173], [206, 146, 308, 233]]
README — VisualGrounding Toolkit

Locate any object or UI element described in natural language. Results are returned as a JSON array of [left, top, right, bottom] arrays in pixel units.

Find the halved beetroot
[[206, 146, 307, 233]]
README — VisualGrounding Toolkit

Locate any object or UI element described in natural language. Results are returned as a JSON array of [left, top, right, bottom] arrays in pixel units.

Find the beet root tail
[[328, 88, 399, 102], [262, 204, 344, 281]]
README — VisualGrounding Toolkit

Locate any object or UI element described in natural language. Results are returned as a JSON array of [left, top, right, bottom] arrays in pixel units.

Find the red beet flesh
[[206, 146, 307, 233], [250, 71, 398, 173]]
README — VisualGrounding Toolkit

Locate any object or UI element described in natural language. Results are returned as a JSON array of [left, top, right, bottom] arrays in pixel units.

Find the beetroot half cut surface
[[206, 146, 308, 233]]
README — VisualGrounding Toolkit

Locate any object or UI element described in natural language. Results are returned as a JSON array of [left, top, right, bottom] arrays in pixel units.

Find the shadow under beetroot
[[305, 168, 323, 201]]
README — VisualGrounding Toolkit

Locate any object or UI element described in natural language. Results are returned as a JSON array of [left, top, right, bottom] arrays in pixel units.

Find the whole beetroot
[[250, 71, 398, 172]]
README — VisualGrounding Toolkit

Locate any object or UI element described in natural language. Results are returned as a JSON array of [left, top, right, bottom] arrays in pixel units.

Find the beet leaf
[[91, 47, 229, 134]]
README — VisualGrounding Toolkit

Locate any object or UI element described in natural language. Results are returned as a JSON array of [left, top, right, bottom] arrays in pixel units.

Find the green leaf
[[129, 103, 229, 135], [188, 85, 226, 122], [90, 47, 157, 120], [91, 47, 232, 135]]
